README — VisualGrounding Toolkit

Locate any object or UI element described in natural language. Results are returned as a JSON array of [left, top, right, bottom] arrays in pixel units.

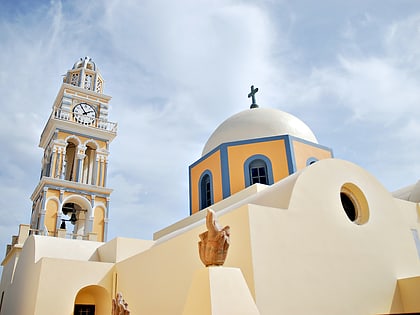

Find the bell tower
[[30, 57, 117, 242]]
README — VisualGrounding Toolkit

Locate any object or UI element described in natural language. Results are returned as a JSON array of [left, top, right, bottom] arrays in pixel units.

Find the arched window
[[64, 141, 77, 181], [244, 155, 274, 187], [249, 159, 268, 184], [306, 157, 318, 166], [199, 171, 213, 210]]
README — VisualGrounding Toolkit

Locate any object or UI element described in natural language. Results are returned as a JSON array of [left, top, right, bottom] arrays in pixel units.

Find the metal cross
[[248, 85, 259, 108]]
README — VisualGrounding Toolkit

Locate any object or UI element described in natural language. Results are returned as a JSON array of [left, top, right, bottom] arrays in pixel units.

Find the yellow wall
[[35, 258, 113, 315], [190, 151, 223, 214], [227, 140, 289, 195], [115, 204, 256, 315], [45, 199, 58, 234], [46, 189, 60, 200], [292, 139, 332, 171], [93, 207, 105, 242]]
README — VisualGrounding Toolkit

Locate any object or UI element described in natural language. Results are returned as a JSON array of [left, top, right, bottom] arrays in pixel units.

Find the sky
[[1, 0, 420, 262]]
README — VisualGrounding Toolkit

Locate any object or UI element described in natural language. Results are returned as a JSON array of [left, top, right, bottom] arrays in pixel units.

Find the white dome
[[202, 107, 318, 156]]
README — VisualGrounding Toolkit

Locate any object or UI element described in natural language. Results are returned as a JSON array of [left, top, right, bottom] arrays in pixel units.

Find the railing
[[52, 107, 117, 133]]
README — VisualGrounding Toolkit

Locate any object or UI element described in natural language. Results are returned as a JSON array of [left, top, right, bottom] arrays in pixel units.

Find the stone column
[[56, 190, 65, 232], [98, 156, 103, 187], [38, 187, 48, 234], [54, 149, 60, 178], [103, 218, 109, 242], [92, 155, 99, 186], [60, 148, 66, 179], [75, 152, 85, 183], [103, 197, 110, 242], [86, 195, 95, 234], [103, 159, 108, 186]]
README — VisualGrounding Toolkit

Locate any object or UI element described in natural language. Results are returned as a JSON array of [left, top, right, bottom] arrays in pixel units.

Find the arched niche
[[74, 285, 111, 315]]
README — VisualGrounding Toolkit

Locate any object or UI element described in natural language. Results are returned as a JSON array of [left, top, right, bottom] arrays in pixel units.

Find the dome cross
[[248, 85, 259, 109]]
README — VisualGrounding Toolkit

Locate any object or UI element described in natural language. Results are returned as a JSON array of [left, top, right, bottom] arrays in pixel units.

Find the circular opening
[[340, 192, 356, 221], [340, 183, 369, 224]]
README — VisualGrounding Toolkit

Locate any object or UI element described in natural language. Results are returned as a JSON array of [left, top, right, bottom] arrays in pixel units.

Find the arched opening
[[340, 183, 369, 225], [82, 143, 97, 185], [64, 140, 78, 181], [74, 285, 111, 315], [199, 172, 213, 210], [60, 200, 89, 238], [340, 192, 356, 221]]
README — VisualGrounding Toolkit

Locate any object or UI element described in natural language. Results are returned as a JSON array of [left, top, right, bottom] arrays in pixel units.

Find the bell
[[70, 213, 77, 225]]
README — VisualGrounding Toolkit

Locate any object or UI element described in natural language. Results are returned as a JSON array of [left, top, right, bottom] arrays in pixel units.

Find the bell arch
[[60, 195, 92, 238], [64, 136, 81, 182], [74, 285, 111, 315]]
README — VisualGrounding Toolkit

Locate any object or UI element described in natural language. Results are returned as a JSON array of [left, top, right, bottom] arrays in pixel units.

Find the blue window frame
[[306, 157, 318, 166], [199, 171, 213, 210], [244, 155, 274, 187]]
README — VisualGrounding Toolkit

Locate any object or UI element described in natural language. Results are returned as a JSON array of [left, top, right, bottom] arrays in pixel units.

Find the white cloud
[[1, 0, 420, 263]]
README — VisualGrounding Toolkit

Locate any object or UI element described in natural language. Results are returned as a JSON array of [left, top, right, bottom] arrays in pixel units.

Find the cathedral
[[0, 57, 419, 315]]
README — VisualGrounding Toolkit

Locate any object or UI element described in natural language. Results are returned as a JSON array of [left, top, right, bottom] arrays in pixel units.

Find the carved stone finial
[[198, 209, 230, 267], [112, 292, 130, 315]]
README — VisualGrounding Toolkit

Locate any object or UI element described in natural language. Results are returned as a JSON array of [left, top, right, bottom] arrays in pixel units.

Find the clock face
[[73, 103, 96, 125]]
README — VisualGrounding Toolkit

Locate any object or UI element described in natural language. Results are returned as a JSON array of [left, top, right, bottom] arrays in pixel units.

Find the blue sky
[[1, 0, 420, 261]]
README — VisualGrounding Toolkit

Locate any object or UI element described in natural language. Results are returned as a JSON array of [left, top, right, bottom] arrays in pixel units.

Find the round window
[[340, 183, 369, 224]]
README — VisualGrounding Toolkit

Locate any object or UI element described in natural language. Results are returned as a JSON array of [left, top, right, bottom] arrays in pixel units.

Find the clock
[[73, 103, 96, 125]]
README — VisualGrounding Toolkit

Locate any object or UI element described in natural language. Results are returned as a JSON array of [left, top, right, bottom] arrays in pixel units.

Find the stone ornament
[[112, 292, 130, 315], [198, 209, 230, 266]]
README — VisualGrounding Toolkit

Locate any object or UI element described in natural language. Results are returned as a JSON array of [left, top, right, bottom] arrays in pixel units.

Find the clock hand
[[80, 106, 89, 115]]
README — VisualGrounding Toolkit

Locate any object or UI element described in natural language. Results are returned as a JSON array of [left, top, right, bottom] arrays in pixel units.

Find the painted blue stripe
[[188, 166, 193, 215], [220, 144, 231, 198], [284, 136, 296, 174], [189, 134, 333, 169]]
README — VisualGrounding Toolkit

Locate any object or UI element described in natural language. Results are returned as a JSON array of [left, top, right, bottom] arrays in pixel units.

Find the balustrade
[[52, 108, 117, 132]]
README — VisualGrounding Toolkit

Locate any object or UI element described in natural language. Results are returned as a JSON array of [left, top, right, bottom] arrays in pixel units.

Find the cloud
[[1, 0, 420, 263]]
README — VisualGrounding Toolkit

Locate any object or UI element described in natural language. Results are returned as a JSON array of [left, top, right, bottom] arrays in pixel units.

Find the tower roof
[[62, 56, 104, 94], [72, 56, 96, 71], [202, 107, 318, 156]]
